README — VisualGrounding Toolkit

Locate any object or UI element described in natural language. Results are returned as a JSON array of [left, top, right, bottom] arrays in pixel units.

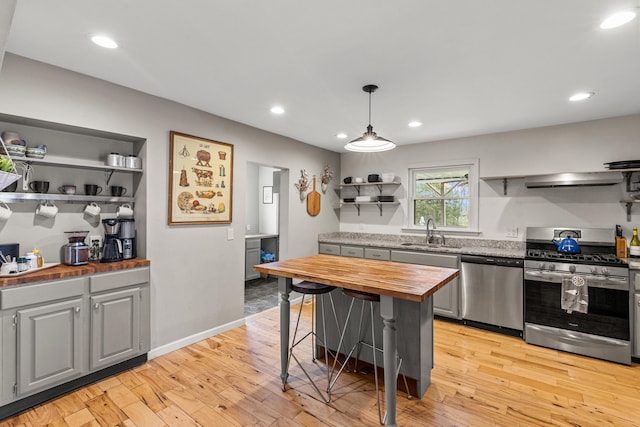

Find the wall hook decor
[[320, 164, 333, 193], [294, 169, 309, 201]]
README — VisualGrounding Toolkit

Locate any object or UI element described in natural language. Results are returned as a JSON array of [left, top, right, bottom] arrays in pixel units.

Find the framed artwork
[[263, 186, 273, 204], [168, 131, 233, 225]]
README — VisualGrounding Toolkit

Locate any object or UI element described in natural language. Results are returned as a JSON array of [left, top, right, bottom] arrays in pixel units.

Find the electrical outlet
[[506, 227, 519, 238], [89, 235, 103, 261], [246, 224, 251, 231]]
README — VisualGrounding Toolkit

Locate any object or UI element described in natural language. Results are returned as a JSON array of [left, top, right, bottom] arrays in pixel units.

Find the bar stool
[[329, 289, 410, 425], [286, 280, 341, 403]]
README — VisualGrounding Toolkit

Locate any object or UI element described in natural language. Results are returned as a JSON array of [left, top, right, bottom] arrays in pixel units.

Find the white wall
[[0, 54, 340, 352], [340, 114, 640, 239]]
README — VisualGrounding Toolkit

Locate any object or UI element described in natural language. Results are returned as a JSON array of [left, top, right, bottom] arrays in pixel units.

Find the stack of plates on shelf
[[342, 197, 355, 203], [378, 195, 395, 202], [604, 160, 640, 170], [355, 195, 375, 202]]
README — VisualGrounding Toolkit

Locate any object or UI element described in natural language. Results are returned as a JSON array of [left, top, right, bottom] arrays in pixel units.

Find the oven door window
[[525, 279, 629, 341]]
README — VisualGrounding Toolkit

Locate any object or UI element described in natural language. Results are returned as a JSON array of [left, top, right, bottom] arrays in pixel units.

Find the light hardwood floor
[[2, 302, 640, 427]]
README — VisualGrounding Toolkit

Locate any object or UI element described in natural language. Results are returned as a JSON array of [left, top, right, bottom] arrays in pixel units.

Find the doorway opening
[[244, 163, 289, 316]]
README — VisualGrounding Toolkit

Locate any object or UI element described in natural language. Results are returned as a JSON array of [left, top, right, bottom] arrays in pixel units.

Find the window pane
[[414, 200, 443, 226], [414, 170, 468, 198], [444, 199, 469, 227]]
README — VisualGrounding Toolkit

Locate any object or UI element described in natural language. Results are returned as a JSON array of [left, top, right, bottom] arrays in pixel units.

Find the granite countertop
[[318, 232, 525, 259], [0, 258, 150, 287]]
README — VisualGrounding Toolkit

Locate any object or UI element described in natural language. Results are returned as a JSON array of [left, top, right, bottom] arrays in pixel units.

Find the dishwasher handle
[[461, 254, 524, 268]]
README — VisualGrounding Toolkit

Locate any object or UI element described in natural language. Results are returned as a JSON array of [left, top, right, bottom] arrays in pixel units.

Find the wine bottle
[[630, 227, 640, 258]]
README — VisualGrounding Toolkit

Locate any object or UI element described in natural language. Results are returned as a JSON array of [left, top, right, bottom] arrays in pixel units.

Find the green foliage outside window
[[413, 168, 469, 227]]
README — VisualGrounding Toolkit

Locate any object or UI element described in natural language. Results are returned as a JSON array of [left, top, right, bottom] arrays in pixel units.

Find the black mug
[[110, 186, 127, 197], [85, 184, 103, 196], [29, 180, 49, 193]]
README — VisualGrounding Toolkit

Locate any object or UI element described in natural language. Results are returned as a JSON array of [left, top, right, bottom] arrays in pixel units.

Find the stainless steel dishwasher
[[461, 255, 524, 333]]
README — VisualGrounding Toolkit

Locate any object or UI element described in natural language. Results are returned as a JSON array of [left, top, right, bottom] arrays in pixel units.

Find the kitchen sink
[[400, 242, 444, 248]]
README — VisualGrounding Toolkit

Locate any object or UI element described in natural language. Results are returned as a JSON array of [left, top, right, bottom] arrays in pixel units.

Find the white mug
[[84, 202, 101, 217], [0, 261, 17, 274], [0, 202, 12, 221], [36, 201, 58, 218], [116, 203, 133, 218]]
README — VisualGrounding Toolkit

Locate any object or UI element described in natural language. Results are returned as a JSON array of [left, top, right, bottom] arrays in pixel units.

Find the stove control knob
[[590, 267, 598, 275], [602, 267, 609, 276], [548, 264, 556, 271], [538, 262, 546, 270], [569, 265, 576, 274]]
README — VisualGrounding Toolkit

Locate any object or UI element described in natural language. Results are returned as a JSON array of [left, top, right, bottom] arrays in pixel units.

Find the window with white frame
[[408, 160, 478, 231]]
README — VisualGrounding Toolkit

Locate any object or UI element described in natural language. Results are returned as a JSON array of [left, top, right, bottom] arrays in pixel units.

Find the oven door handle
[[524, 270, 566, 282]]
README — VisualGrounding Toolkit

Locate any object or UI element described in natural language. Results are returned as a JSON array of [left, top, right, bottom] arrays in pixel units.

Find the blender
[[101, 219, 122, 262], [63, 231, 89, 265]]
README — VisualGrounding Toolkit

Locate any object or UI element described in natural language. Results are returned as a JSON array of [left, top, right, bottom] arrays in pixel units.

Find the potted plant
[[0, 137, 21, 192]]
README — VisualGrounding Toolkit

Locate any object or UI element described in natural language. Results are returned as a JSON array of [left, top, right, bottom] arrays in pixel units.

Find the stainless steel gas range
[[524, 227, 631, 365]]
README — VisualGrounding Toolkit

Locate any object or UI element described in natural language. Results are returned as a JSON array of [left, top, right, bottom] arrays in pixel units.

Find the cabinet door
[[634, 294, 640, 358], [245, 239, 261, 281], [391, 250, 460, 319], [90, 288, 140, 371], [17, 298, 84, 396]]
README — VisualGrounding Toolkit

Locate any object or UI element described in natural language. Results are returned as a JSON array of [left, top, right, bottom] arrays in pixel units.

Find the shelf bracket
[[502, 178, 508, 196], [105, 170, 115, 185], [354, 185, 361, 196], [355, 204, 361, 216], [626, 202, 632, 222], [623, 171, 634, 193], [377, 203, 383, 216]]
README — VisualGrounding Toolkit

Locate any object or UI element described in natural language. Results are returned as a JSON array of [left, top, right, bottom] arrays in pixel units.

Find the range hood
[[524, 172, 624, 188]]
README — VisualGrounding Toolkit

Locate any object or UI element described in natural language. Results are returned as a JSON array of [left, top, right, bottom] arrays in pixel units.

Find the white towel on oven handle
[[561, 275, 588, 314]]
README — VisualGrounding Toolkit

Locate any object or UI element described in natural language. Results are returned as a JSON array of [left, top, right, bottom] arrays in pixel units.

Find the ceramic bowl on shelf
[[354, 177, 364, 183], [25, 147, 46, 159], [381, 173, 395, 183], [5, 144, 26, 157]]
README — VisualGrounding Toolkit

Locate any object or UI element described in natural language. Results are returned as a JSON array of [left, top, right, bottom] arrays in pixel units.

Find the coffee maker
[[118, 218, 136, 259], [101, 218, 122, 263]]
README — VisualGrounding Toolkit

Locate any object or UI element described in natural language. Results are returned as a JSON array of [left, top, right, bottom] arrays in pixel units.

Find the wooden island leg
[[380, 295, 398, 427], [278, 277, 292, 390]]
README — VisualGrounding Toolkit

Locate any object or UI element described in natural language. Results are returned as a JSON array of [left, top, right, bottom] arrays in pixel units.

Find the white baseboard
[[148, 318, 246, 359], [148, 296, 304, 360]]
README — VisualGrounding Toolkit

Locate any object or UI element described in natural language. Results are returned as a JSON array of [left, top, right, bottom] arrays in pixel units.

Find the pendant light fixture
[[344, 84, 396, 152]]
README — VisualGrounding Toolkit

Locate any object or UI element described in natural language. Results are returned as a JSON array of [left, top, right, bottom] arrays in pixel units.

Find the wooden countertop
[[0, 258, 150, 287], [254, 254, 458, 303]]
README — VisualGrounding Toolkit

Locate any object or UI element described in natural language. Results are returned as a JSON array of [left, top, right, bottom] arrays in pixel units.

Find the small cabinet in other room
[[245, 238, 261, 281]]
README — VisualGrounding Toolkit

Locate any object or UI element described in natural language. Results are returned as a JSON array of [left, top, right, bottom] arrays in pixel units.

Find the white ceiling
[[4, 0, 640, 153]]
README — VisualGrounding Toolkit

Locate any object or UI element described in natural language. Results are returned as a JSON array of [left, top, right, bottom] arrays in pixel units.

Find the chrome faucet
[[426, 217, 436, 244]]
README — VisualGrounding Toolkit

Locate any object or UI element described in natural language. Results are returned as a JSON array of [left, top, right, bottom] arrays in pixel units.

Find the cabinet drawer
[[365, 248, 390, 261], [0, 277, 86, 310], [633, 270, 640, 291], [246, 239, 261, 249], [341, 246, 364, 258], [319, 244, 340, 255], [90, 267, 150, 293]]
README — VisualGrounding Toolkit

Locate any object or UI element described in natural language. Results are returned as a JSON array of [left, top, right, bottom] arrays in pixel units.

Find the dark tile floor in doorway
[[244, 276, 279, 316]]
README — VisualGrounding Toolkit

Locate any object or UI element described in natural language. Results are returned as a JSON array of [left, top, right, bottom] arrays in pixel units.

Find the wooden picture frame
[[168, 131, 233, 224], [263, 186, 273, 204]]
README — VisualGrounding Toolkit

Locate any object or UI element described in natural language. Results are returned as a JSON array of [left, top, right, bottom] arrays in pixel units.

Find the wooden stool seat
[[342, 289, 380, 302], [292, 281, 335, 295]]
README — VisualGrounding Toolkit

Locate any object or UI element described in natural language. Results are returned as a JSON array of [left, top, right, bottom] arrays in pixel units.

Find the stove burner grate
[[526, 249, 625, 265]]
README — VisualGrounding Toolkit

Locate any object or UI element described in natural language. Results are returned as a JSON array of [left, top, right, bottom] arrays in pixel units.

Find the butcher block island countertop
[[0, 258, 150, 287], [255, 254, 458, 302]]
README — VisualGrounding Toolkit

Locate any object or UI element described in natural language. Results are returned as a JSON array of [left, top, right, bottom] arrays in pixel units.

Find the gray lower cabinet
[[0, 267, 150, 407], [634, 293, 639, 358], [17, 297, 84, 396], [391, 250, 461, 319], [245, 239, 261, 280], [90, 288, 141, 371], [318, 243, 460, 319]]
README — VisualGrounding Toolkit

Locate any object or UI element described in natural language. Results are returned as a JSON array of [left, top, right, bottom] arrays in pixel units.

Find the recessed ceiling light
[[408, 121, 422, 128], [270, 106, 285, 115], [336, 133, 347, 139], [569, 92, 594, 102], [91, 35, 118, 49], [600, 10, 637, 29]]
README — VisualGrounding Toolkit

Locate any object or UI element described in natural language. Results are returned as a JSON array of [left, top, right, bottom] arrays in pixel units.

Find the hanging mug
[[0, 201, 12, 221], [116, 203, 133, 218], [84, 202, 101, 217], [36, 201, 58, 218]]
